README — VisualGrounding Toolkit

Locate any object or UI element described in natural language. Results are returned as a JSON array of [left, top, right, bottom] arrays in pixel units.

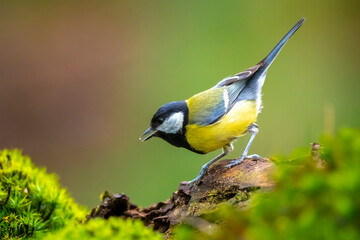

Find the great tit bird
[[140, 18, 305, 184]]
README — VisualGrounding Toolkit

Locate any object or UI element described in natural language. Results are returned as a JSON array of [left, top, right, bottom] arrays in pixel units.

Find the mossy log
[[87, 158, 275, 235]]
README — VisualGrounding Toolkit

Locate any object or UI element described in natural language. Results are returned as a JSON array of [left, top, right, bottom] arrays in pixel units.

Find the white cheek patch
[[157, 112, 184, 134]]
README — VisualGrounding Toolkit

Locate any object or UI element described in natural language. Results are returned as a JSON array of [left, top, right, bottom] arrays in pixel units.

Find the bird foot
[[226, 154, 262, 168], [187, 177, 201, 186], [226, 159, 244, 168]]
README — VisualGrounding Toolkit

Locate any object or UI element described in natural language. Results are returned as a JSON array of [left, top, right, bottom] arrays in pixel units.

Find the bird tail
[[260, 17, 306, 72]]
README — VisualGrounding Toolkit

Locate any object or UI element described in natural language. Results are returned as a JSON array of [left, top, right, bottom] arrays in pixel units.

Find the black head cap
[[150, 101, 188, 129]]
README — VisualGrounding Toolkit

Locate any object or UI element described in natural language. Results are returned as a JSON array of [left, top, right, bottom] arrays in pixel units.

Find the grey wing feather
[[206, 81, 247, 124], [215, 64, 261, 87], [197, 65, 260, 126], [226, 81, 247, 107], [207, 64, 262, 124], [205, 98, 226, 125]]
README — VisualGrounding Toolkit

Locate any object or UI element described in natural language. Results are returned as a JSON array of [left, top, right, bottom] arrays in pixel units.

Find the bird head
[[140, 101, 188, 142]]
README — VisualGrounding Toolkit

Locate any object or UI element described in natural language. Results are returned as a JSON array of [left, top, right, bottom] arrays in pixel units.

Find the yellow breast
[[185, 100, 258, 153]]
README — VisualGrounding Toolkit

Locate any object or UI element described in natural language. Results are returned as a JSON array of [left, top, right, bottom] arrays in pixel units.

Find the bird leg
[[226, 123, 262, 168], [188, 143, 234, 185]]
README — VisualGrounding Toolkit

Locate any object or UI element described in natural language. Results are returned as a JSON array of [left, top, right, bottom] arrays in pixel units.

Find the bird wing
[[187, 87, 226, 126], [187, 65, 262, 126]]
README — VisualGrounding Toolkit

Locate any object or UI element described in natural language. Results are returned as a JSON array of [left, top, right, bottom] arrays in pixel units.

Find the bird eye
[[157, 117, 164, 124]]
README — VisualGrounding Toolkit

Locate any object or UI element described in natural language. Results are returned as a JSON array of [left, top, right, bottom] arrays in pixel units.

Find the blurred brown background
[[0, 1, 359, 207]]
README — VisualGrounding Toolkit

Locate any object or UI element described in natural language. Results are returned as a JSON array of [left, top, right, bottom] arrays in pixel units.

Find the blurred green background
[[0, 0, 359, 208]]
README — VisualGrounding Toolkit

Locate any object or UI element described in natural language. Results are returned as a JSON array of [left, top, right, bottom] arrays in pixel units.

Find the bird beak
[[139, 128, 157, 142]]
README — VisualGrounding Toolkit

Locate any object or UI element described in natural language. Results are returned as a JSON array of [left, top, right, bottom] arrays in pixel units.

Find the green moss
[[0, 149, 87, 239], [187, 201, 217, 216], [234, 191, 248, 202], [174, 128, 360, 240], [187, 185, 260, 217], [207, 190, 219, 203], [187, 201, 199, 215], [40, 217, 163, 240]]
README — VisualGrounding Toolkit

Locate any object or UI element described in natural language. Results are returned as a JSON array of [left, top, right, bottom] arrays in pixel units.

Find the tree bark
[[87, 158, 275, 236]]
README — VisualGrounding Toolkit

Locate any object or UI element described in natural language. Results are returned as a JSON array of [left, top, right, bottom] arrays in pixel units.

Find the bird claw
[[226, 154, 263, 168], [187, 178, 201, 186], [226, 158, 244, 168]]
